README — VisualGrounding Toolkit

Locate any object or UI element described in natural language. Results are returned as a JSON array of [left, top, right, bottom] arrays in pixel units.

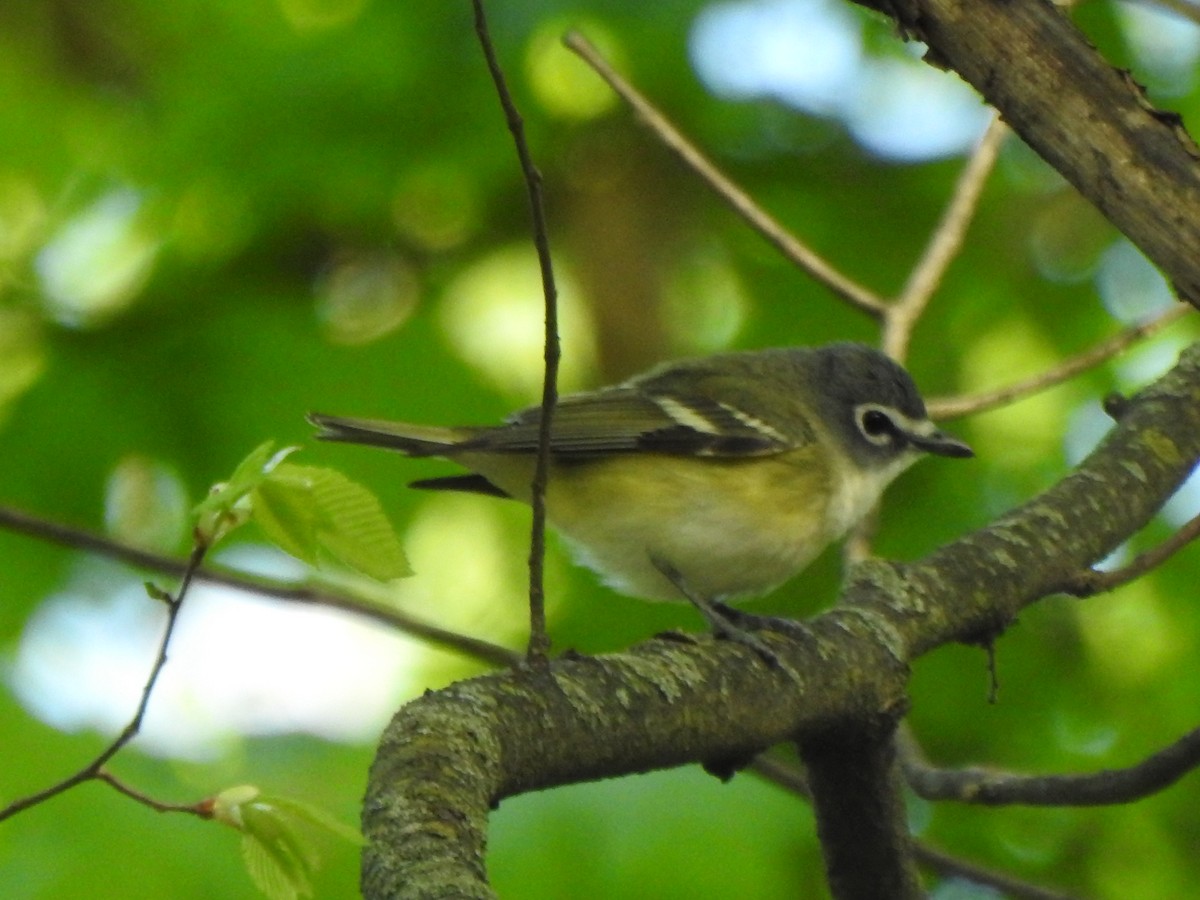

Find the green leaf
[[262, 795, 365, 847], [241, 830, 311, 900], [218, 787, 361, 900], [211, 784, 263, 828], [249, 467, 323, 566], [142, 582, 174, 604], [252, 461, 409, 581], [241, 801, 319, 899], [194, 441, 297, 546]]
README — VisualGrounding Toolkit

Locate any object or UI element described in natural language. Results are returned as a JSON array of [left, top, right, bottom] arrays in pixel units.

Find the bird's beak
[[906, 425, 974, 458]]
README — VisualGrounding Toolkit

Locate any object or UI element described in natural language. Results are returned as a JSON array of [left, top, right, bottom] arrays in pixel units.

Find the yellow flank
[[460, 447, 839, 601]]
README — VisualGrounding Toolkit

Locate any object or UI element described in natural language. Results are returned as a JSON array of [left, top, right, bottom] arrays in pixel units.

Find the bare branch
[[800, 727, 923, 899], [96, 770, 211, 818], [926, 304, 1191, 420], [749, 752, 810, 796], [1059, 511, 1200, 596], [563, 30, 887, 319], [884, 114, 1006, 362], [0, 541, 206, 821], [847, 123, 1005, 558], [361, 343, 1200, 897], [850, 0, 1200, 310], [900, 723, 1200, 806], [0, 504, 519, 668], [913, 842, 1081, 900], [473, 0, 559, 663]]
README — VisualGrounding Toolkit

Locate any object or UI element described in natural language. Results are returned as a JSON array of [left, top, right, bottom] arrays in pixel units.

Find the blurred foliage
[[1, 1, 1199, 898]]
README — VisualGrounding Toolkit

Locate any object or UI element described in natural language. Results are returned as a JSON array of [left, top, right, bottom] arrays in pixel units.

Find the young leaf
[[253, 462, 409, 582], [213, 785, 360, 900], [249, 467, 323, 567], [194, 442, 297, 546], [261, 794, 365, 847], [241, 829, 312, 900]]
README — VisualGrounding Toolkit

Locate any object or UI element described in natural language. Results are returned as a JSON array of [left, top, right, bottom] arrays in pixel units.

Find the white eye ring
[[856, 404, 899, 447]]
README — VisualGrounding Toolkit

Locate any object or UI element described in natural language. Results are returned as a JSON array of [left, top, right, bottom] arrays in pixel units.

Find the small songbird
[[309, 343, 971, 607]]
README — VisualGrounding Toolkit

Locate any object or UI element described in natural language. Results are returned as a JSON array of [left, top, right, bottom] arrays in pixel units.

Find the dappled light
[[314, 250, 419, 345], [9, 547, 426, 759], [1, 1, 1200, 898], [690, 0, 990, 160], [1097, 239, 1176, 323], [103, 455, 190, 554], [439, 244, 598, 400], [526, 18, 622, 120], [35, 189, 160, 328]]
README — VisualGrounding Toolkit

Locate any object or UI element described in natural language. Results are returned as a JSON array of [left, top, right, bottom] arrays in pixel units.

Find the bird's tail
[[307, 413, 468, 457]]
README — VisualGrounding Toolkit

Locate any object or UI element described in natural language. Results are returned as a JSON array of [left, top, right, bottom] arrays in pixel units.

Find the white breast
[[822, 450, 921, 541]]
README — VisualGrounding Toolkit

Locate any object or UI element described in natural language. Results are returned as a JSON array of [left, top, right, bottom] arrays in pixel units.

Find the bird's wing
[[313, 351, 816, 462], [464, 383, 799, 459]]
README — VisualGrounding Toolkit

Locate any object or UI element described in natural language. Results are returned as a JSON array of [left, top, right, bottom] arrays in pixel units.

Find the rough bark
[[853, 0, 1200, 307], [362, 343, 1200, 898], [364, 3, 1200, 895]]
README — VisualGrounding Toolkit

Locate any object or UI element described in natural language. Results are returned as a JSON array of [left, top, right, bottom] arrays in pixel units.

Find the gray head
[[805, 343, 972, 469]]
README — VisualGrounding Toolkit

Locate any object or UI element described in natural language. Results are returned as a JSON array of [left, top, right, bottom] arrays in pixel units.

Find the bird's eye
[[857, 407, 901, 446], [861, 409, 894, 437]]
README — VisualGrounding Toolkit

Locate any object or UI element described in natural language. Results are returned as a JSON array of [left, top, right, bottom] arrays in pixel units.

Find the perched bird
[[309, 343, 971, 608]]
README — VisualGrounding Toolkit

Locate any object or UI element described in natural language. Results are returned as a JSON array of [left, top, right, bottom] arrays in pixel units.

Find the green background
[[1, 1, 1198, 897]]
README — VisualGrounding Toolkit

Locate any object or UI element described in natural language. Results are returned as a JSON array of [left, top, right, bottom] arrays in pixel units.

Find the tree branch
[[562, 30, 887, 318], [473, 0, 560, 663], [902, 346, 1200, 657], [1058, 511, 1200, 596], [927, 304, 1191, 420], [361, 619, 912, 900], [0, 541, 206, 821], [883, 113, 1006, 363], [900, 723, 1200, 806], [800, 729, 922, 899], [95, 770, 210, 818], [361, 343, 1200, 898], [853, 0, 1200, 309], [913, 842, 1081, 900], [751, 753, 1081, 899], [0, 504, 519, 669]]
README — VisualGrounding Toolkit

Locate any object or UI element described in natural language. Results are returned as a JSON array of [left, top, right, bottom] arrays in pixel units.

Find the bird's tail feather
[[307, 413, 466, 457]]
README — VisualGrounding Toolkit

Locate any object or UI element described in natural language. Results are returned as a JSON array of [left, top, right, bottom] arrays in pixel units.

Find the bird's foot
[[650, 557, 802, 677], [710, 602, 812, 642]]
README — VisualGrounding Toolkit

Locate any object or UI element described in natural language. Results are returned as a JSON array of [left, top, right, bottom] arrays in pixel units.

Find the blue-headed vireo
[[309, 342, 971, 607]]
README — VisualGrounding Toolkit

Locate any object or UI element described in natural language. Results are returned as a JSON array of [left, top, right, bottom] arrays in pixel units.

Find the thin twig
[[0, 504, 519, 668], [114, 542, 203, 749], [899, 723, 1200, 806], [96, 769, 211, 818], [563, 30, 887, 319], [474, 0, 559, 664], [913, 842, 1081, 900], [884, 114, 1006, 362], [1059, 511, 1200, 596], [846, 123, 1005, 557], [926, 304, 1191, 420], [0, 540, 207, 821], [749, 753, 810, 796]]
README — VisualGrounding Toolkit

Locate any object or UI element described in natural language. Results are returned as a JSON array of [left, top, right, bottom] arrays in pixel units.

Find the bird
[[304, 338, 969, 619], [309, 342, 971, 617]]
